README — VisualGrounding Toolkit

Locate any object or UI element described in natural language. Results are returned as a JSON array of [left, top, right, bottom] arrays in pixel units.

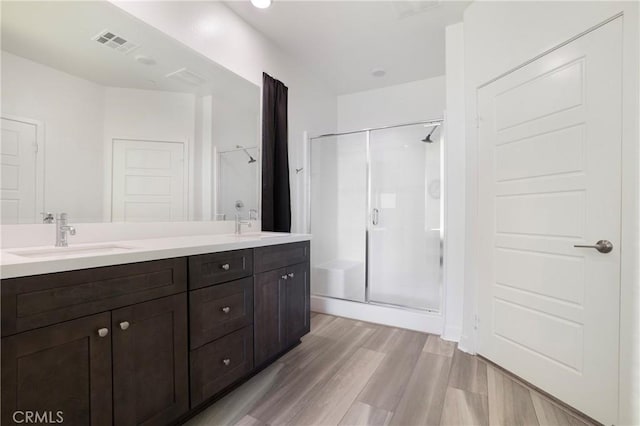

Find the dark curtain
[[261, 72, 291, 232]]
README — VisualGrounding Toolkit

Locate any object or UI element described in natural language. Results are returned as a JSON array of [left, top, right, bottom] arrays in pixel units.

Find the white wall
[[1, 51, 105, 222], [103, 88, 196, 143], [337, 76, 445, 132], [111, 1, 338, 233], [461, 2, 639, 424], [443, 23, 465, 342], [102, 87, 196, 220]]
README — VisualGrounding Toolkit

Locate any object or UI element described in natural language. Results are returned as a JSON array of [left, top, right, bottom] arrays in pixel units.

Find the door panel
[[0, 118, 37, 224], [285, 262, 310, 347], [1, 313, 112, 426], [254, 268, 286, 366], [112, 294, 189, 426], [368, 124, 442, 311], [310, 133, 367, 302], [477, 18, 622, 424], [112, 139, 185, 221]]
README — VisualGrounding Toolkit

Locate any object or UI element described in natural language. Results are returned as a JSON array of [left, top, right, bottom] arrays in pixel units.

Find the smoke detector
[[165, 68, 207, 86], [93, 30, 139, 54]]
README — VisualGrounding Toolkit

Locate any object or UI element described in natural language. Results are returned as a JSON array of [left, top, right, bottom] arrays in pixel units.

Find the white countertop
[[0, 232, 311, 279]]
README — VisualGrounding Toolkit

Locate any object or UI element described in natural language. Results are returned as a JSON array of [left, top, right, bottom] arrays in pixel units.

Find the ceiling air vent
[[165, 68, 207, 86], [92, 30, 139, 54]]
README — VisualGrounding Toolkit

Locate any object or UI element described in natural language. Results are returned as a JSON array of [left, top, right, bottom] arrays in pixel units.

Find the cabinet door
[[284, 262, 311, 347], [1, 312, 112, 426], [254, 268, 286, 366], [112, 294, 189, 426]]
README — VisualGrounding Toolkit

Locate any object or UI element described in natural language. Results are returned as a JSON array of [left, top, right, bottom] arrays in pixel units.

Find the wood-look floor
[[186, 313, 596, 426]]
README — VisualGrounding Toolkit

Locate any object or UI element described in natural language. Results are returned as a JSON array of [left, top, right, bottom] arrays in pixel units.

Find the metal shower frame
[[308, 118, 444, 313]]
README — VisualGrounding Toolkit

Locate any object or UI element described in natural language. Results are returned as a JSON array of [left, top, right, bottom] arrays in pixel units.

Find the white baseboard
[[457, 333, 476, 355], [311, 295, 443, 334], [441, 325, 462, 342]]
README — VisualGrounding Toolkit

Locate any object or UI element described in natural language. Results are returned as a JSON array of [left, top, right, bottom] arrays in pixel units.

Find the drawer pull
[[221, 263, 230, 271], [222, 358, 231, 366], [97, 327, 109, 337], [281, 275, 288, 280], [288, 272, 295, 278], [119, 321, 130, 331], [221, 306, 231, 314]]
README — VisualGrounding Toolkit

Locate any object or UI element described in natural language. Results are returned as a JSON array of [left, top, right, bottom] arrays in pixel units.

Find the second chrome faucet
[[55, 213, 76, 247]]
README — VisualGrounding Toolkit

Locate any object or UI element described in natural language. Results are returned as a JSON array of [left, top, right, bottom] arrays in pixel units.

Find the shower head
[[421, 124, 440, 143], [237, 145, 257, 164]]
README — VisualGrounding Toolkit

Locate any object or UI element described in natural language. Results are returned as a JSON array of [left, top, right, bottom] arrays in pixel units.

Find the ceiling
[[225, 0, 470, 94], [1, 1, 259, 109]]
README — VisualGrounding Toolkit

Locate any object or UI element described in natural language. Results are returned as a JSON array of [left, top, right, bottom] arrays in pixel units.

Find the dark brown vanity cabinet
[[0, 240, 310, 425], [1, 259, 189, 426], [254, 242, 310, 367]]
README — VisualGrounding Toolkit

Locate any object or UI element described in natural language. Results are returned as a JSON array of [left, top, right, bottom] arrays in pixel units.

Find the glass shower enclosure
[[309, 120, 443, 311]]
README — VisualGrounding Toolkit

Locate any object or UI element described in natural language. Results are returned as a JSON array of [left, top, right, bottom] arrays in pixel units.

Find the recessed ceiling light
[[371, 68, 386, 78], [251, 0, 272, 9]]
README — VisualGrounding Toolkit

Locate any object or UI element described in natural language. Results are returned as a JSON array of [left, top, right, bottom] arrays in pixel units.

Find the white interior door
[[477, 18, 622, 424], [1, 118, 38, 224], [112, 139, 186, 222]]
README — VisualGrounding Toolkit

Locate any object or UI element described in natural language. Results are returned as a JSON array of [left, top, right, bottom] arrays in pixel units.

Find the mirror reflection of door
[[111, 139, 186, 222], [1, 117, 41, 224]]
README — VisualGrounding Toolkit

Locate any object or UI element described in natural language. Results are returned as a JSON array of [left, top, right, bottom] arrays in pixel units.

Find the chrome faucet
[[235, 213, 252, 235], [55, 213, 76, 247]]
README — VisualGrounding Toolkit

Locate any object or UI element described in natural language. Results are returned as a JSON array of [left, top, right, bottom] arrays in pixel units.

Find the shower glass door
[[368, 123, 442, 311], [310, 133, 367, 302]]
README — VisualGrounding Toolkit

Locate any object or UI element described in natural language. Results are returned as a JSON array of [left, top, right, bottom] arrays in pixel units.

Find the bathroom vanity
[[0, 236, 310, 425]]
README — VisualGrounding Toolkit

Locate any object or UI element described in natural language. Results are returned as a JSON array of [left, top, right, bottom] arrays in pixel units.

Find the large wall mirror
[[1, 1, 260, 224]]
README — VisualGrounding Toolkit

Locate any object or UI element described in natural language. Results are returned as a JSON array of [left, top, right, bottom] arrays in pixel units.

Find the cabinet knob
[[281, 275, 288, 280], [222, 358, 231, 366], [97, 328, 109, 337], [288, 272, 295, 278], [119, 321, 130, 331], [221, 306, 231, 314], [221, 263, 230, 271]]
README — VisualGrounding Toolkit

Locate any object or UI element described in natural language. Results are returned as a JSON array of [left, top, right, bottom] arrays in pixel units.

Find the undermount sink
[[9, 244, 136, 259]]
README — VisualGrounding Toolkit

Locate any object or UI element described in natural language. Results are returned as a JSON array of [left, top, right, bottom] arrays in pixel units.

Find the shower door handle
[[372, 208, 379, 226]]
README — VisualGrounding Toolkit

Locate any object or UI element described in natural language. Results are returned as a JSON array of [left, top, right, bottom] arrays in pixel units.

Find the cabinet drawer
[[189, 277, 253, 350], [254, 241, 310, 273], [1, 258, 187, 336], [190, 326, 254, 408], [188, 249, 253, 290]]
